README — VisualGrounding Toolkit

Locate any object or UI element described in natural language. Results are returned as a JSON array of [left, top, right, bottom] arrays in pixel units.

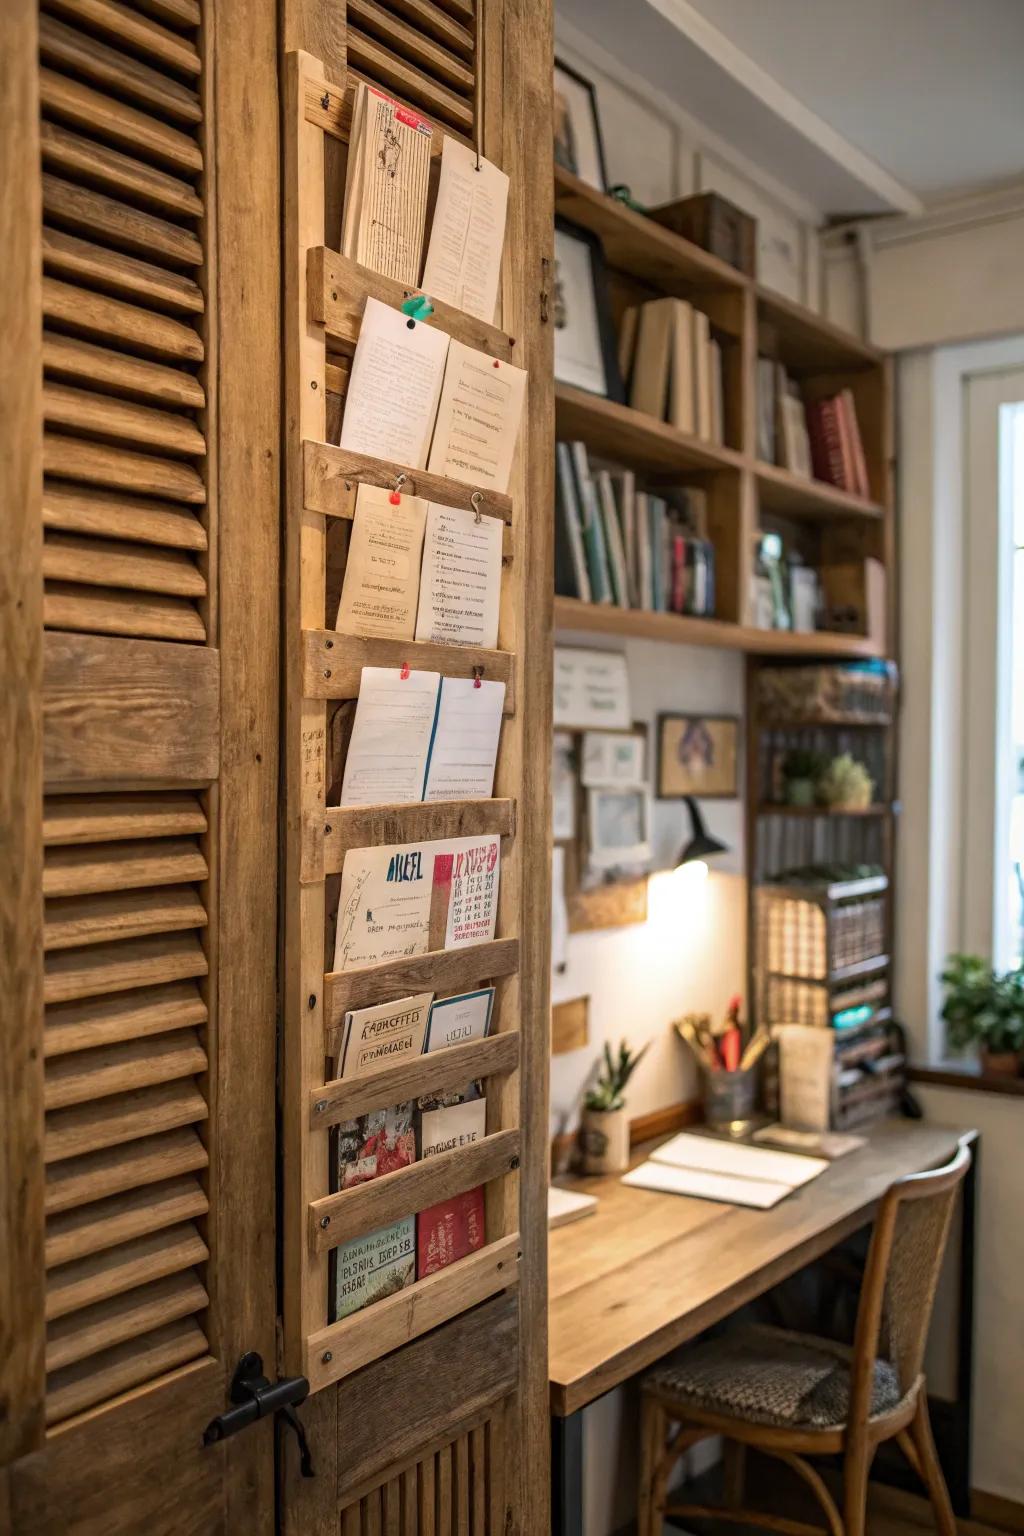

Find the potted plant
[[781, 748, 825, 807], [941, 953, 1024, 1076], [817, 752, 874, 811], [580, 1039, 648, 1174]]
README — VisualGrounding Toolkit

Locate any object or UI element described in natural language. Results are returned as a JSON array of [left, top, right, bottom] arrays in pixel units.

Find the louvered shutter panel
[[36, 0, 215, 1427]]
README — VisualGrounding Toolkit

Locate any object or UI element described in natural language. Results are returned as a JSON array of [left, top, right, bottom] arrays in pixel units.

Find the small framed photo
[[553, 218, 623, 402], [587, 785, 652, 871], [554, 59, 608, 191], [657, 713, 740, 800]]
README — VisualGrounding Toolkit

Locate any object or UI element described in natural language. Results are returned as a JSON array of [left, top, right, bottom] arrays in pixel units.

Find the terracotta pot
[[980, 1046, 1019, 1078], [580, 1106, 630, 1175]]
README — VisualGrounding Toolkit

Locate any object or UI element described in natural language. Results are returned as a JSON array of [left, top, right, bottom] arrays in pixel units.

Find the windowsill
[[909, 1062, 1024, 1098]]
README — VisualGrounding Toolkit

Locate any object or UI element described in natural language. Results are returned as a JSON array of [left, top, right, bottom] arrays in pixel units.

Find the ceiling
[[556, 0, 1024, 217], [684, 0, 1024, 199]]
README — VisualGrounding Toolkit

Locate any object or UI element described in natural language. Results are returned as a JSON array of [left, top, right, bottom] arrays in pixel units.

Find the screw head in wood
[[311, 380, 318, 390], [509, 1156, 520, 1170], [323, 668, 331, 678], [314, 1100, 327, 1113], [325, 638, 334, 649], [321, 1350, 333, 1363], [319, 1215, 331, 1229], [320, 92, 330, 110], [308, 994, 317, 1010]]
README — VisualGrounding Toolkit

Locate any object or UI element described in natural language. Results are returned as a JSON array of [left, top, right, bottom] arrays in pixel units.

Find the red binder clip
[[400, 661, 410, 680]]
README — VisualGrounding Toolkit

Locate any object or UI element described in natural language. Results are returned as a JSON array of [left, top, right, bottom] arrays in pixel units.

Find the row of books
[[329, 986, 495, 1321], [555, 440, 716, 616], [620, 296, 725, 444], [758, 361, 871, 498]]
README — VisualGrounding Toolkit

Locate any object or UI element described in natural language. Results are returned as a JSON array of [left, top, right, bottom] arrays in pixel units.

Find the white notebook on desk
[[650, 1132, 828, 1189], [621, 1160, 791, 1209]]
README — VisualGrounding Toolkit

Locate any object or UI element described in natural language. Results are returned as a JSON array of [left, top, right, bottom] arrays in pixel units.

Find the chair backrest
[[847, 1138, 972, 1427]]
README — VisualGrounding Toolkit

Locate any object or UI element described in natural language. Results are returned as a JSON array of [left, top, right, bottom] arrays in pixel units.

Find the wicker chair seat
[[646, 1324, 902, 1431]]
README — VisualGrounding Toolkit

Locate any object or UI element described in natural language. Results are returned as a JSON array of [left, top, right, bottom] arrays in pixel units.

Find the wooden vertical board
[[204, 0, 280, 1527], [282, 40, 330, 1426], [486, 0, 554, 1529], [0, 0, 45, 1468]]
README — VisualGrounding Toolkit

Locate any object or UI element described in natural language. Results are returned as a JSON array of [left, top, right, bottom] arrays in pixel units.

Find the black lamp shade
[[678, 795, 728, 864]]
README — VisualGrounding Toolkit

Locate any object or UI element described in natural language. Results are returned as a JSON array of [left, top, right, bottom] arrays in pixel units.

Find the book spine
[[671, 533, 686, 614], [842, 389, 871, 499]]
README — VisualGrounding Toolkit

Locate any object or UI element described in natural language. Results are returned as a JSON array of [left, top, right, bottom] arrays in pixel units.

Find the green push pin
[[401, 294, 434, 324]]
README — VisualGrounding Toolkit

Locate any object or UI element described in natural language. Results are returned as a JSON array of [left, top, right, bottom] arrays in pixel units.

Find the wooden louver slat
[[43, 582, 207, 642], [44, 793, 207, 846], [44, 931, 209, 1008], [42, 226, 205, 315], [43, 533, 207, 596], [45, 980, 208, 1058], [43, 382, 206, 457], [44, 1318, 208, 1425], [43, 434, 207, 503], [44, 884, 208, 950], [40, 67, 204, 173], [45, 1270, 209, 1372], [347, 0, 475, 91], [43, 0, 203, 79], [43, 275, 205, 359], [42, 174, 203, 266], [45, 1078, 209, 1164], [45, 1126, 208, 1215], [347, 35, 475, 133], [45, 1222, 209, 1320], [45, 1174, 209, 1267], [44, 1028, 208, 1110], [44, 837, 208, 897], [42, 482, 207, 549], [43, 331, 206, 409], [40, 121, 204, 220], [38, 14, 203, 126]]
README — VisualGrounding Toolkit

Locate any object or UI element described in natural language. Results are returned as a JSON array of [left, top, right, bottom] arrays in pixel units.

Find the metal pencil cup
[[703, 1067, 757, 1131]]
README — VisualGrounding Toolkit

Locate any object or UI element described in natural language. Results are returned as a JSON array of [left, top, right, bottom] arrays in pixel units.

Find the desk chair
[[637, 1140, 972, 1536]]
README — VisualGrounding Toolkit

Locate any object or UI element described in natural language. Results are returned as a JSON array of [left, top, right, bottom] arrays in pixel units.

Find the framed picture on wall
[[554, 59, 608, 191], [586, 785, 652, 871], [553, 218, 624, 401], [657, 713, 740, 800]]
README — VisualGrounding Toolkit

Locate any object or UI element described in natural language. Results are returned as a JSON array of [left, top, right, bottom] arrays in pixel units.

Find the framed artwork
[[657, 713, 740, 800], [553, 218, 624, 402], [553, 59, 608, 191], [586, 785, 652, 871]]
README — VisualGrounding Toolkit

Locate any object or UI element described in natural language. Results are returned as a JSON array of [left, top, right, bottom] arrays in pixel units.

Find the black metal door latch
[[203, 1351, 315, 1477]]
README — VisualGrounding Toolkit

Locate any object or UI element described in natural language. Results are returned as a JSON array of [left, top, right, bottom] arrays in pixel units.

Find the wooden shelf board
[[322, 797, 515, 875], [554, 166, 744, 295], [757, 803, 891, 818], [323, 936, 520, 1038], [302, 630, 516, 709], [303, 440, 514, 524], [756, 286, 882, 374], [310, 1030, 520, 1129], [554, 383, 742, 477], [303, 1234, 520, 1392], [754, 460, 884, 520], [553, 596, 885, 659]]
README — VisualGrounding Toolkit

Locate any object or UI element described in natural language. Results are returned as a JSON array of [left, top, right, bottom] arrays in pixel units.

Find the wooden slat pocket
[[324, 936, 520, 1038], [303, 630, 515, 711], [303, 1234, 520, 1393], [303, 440, 513, 525], [310, 1030, 520, 1130], [323, 797, 514, 875], [308, 247, 514, 362], [309, 1128, 521, 1254]]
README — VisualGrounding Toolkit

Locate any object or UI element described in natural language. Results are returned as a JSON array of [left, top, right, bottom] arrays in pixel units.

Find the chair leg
[[842, 1437, 874, 1536], [723, 1439, 746, 1509], [910, 1395, 958, 1536], [638, 1395, 667, 1536]]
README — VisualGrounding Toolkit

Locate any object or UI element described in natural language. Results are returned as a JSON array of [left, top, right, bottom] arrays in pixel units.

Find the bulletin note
[[340, 297, 450, 470], [427, 340, 526, 494], [335, 484, 427, 639], [415, 501, 502, 649], [421, 139, 509, 324]]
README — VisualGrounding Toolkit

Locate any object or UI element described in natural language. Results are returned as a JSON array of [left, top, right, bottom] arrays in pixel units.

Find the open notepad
[[622, 1132, 828, 1210]]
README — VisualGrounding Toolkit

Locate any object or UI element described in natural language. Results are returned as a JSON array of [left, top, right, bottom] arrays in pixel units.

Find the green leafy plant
[[817, 753, 874, 809], [782, 748, 827, 782], [584, 1039, 649, 1112], [941, 953, 1024, 1055]]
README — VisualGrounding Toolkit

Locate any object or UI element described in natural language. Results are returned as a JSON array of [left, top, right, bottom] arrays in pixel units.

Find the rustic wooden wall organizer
[[281, 45, 552, 1415]]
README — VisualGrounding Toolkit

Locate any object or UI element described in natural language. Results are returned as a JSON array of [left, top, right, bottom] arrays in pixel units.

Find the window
[[1006, 401, 1024, 965]]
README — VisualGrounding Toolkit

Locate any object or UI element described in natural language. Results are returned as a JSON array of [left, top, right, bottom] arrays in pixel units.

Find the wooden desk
[[549, 1119, 978, 1535]]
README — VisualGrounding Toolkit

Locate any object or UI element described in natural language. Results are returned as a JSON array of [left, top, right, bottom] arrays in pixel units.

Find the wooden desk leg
[[947, 1139, 977, 1517], [551, 1411, 584, 1536]]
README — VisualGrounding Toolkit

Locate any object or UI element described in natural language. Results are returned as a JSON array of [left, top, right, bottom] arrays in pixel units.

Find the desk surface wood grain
[[548, 1119, 974, 1416]]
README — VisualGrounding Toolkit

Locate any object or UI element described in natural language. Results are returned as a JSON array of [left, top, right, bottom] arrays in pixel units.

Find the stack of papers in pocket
[[621, 1132, 828, 1210]]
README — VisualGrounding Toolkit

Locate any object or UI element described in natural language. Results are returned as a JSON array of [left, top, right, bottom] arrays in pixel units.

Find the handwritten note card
[[421, 139, 509, 323], [423, 677, 505, 802], [338, 666, 439, 807], [415, 501, 502, 648], [335, 484, 427, 639], [340, 297, 449, 469], [427, 340, 526, 494], [553, 647, 631, 730]]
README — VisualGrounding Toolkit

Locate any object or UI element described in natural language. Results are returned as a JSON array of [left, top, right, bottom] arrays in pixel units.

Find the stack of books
[[554, 439, 715, 616], [757, 360, 871, 497], [620, 297, 724, 445]]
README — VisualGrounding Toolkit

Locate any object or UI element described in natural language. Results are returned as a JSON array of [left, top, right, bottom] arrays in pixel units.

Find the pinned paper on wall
[[553, 647, 631, 730], [415, 500, 503, 649], [421, 137, 509, 324], [340, 297, 449, 469], [427, 340, 527, 494]]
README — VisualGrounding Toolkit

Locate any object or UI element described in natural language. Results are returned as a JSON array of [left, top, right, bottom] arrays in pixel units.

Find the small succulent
[[817, 753, 874, 809], [584, 1039, 649, 1112]]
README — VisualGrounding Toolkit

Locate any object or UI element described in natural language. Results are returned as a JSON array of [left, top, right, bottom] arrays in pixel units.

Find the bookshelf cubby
[[553, 165, 893, 658], [282, 47, 548, 1401]]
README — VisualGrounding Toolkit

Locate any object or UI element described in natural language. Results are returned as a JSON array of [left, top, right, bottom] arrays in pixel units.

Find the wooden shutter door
[[278, 2, 554, 1533], [1, 1, 280, 1530]]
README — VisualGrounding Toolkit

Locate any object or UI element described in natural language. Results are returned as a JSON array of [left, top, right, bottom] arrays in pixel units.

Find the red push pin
[[493, 360, 500, 368], [400, 661, 410, 680], [390, 472, 407, 506]]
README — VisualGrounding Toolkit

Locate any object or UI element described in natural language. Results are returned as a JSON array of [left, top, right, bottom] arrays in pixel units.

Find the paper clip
[[389, 472, 407, 506], [470, 490, 483, 525], [472, 665, 484, 689], [400, 294, 433, 326], [400, 661, 410, 680]]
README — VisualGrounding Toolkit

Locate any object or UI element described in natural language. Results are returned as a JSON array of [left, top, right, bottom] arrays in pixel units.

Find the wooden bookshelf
[[552, 169, 894, 658], [553, 595, 885, 659]]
